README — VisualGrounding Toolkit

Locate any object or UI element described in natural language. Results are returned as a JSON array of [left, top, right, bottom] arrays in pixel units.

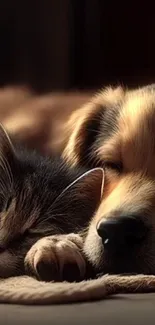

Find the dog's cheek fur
[[63, 86, 125, 167], [83, 173, 155, 271], [95, 174, 155, 223]]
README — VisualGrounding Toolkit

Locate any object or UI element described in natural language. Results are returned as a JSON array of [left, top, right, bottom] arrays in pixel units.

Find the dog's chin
[[83, 224, 155, 276]]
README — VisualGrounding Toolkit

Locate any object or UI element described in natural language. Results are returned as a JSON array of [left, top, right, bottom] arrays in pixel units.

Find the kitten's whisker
[[36, 213, 68, 225], [0, 150, 13, 190], [34, 212, 72, 231], [41, 178, 80, 214], [0, 191, 6, 201], [0, 178, 9, 196]]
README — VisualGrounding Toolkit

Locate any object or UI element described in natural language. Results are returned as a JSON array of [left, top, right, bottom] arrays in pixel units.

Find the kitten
[[0, 124, 104, 282]]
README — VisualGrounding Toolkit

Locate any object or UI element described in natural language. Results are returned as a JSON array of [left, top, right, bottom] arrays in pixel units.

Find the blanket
[[0, 274, 155, 305]]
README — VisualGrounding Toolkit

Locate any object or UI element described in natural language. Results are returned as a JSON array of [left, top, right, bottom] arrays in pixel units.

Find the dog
[[63, 84, 155, 276]]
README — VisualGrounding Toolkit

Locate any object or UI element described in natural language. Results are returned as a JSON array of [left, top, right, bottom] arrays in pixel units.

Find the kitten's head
[[0, 124, 104, 277]]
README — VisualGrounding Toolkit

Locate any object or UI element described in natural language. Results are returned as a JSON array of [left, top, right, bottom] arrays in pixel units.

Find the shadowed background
[[0, 0, 154, 154], [0, 0, 154, 93]]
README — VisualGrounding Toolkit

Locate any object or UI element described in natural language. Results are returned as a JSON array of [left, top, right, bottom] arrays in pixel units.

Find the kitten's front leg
[[25, 233, 86, 282]]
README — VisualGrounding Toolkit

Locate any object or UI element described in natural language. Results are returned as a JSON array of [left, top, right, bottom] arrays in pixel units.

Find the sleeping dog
[[62, 84, 155, 276]]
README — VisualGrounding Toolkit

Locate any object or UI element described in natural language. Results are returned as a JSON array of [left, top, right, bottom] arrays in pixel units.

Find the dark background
[[0, 0, 154, 93]]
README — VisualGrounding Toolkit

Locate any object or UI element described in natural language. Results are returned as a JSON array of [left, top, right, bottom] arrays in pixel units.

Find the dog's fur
[[63, 84, 155, 276]]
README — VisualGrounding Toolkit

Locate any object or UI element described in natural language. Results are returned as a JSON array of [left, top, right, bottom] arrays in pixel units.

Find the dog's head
[[63, 84, 155, 275]]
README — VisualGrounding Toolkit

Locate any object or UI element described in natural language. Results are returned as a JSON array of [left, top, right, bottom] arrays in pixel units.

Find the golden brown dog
[[63, 84, 155, 276]]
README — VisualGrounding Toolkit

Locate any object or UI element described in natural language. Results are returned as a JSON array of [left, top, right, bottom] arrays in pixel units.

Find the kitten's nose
[[97, 215, 147, 252]]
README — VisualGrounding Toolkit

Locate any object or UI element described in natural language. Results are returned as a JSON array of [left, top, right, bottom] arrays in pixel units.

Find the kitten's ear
[[53, 168, 104, 224], [0, 124, 15, 161], [0, 124, 16, 191], [65, 167, 104, 203]]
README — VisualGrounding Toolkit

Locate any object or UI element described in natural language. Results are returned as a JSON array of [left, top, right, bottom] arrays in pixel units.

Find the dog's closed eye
[[104, 162, 123, 173]]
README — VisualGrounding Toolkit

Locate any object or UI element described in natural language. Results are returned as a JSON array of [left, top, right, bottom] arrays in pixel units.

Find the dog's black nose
[[97, 216, 147, 252]]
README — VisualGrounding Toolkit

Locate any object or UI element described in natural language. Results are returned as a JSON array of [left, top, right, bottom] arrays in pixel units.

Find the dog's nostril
[[97, 216, 147, 250]]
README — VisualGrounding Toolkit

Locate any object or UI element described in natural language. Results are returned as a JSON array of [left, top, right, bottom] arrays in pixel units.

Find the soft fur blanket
[[0, 274, 155, 305]]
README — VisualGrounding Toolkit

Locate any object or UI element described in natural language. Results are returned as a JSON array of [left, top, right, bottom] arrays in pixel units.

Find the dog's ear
[[63, 86, 124, 167]]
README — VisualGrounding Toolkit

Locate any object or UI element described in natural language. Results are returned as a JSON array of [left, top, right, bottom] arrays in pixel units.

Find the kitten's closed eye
[[5, 196, 13, 211], [0, 195, 13, 213]]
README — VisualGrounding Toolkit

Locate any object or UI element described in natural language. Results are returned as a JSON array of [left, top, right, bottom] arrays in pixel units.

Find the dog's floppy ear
[[63, 86, 124, 167]]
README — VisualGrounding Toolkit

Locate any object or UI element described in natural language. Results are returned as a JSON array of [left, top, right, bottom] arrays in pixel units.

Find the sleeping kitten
[[0, 124, 104, 282]]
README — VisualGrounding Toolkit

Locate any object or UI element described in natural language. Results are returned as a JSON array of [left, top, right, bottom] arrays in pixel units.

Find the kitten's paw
[[24, 233, 86, 282]]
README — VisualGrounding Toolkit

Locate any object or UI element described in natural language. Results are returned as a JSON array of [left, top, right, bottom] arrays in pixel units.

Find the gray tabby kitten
[[0, 124, 104, 282]]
